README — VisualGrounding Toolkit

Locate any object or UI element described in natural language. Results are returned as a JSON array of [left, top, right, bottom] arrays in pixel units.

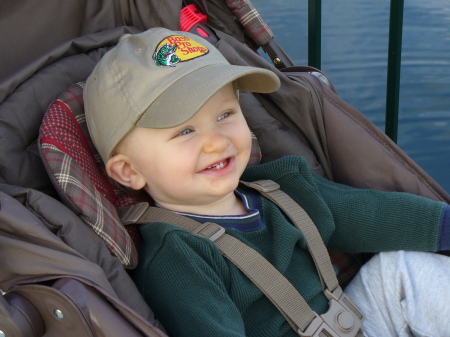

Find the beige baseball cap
[[84, 27, 280, 163]]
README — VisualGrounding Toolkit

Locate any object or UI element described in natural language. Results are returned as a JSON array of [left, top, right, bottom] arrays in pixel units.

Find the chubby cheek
[[146, 150, 197, 191], [238, 127, 253, 164], [143, 168, 186, 203]]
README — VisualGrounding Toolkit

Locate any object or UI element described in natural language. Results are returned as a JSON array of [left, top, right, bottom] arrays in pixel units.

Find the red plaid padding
[[40, 143, 137, 265], [40, 82, 140, 268]]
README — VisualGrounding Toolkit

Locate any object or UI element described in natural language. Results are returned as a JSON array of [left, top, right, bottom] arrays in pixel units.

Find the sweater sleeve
[[242, 156, 449, 253], [313, 173, 446, 253], [132, 223, 247, 337]]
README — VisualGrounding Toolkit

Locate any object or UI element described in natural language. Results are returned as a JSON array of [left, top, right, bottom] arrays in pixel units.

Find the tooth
[[206, 161, 225, 170]]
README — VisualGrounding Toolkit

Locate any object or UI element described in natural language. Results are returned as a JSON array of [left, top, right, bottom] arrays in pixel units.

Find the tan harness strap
[[240, 180, 339, 293]]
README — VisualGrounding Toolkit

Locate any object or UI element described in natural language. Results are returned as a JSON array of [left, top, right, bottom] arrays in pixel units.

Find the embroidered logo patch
[[152, 35, 209, 67]]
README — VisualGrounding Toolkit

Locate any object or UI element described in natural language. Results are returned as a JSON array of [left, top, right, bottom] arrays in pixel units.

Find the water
[[252, 0, 450, 192]]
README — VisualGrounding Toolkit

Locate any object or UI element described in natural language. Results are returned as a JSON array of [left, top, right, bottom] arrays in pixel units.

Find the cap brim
[[136, 64, 280, 129]]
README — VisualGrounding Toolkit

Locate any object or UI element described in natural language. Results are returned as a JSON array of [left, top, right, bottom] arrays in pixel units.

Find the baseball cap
[[84, 27, 280, 163]]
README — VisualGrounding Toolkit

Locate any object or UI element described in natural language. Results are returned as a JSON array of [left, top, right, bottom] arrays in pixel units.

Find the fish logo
[[153, 43, 181, 66], [153, 35, 209, 67]]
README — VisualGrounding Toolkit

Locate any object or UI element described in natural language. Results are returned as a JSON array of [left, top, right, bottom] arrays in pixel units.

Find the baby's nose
[[202, 131, 230, 154]]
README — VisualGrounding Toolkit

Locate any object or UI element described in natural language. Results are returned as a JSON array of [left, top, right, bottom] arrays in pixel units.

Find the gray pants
[[345, 251, 450, 337]]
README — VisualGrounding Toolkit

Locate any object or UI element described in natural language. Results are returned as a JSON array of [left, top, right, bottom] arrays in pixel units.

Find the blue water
[[252, 0, 450, 192]]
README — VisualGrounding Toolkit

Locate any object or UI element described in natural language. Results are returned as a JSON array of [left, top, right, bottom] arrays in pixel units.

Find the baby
[[85, 27, 450, 337]]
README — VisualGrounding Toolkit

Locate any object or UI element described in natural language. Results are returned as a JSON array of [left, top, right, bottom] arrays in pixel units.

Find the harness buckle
[[298, 286, 364, 336], [303, 287, 364, 337]]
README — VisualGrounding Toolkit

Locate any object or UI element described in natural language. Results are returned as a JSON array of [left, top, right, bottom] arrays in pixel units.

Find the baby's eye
[[178, 128, 193, 136], [217, 112, 230, 121]]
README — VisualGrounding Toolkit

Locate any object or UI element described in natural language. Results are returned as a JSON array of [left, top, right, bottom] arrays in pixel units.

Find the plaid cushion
[[40, 82, 141, 268]]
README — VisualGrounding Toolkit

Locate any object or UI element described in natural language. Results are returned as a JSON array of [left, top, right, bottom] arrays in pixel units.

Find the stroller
[[1, 1, 449, 336]]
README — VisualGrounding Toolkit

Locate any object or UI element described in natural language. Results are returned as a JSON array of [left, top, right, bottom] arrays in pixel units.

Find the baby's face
[[118, 83, 252, 214]]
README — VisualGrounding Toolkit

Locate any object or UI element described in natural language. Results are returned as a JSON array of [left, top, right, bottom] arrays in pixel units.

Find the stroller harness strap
[[240, 180, 339, 292], [119, 180, 364, 336]]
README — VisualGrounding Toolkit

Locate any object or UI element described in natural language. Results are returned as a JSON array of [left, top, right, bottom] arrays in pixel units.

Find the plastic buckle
[[325, 287, 365, 322], [305, 287, 364, 336], [180, 4, 207, 32], [180, 4, 219, 45], [298, 294, 364, 336]]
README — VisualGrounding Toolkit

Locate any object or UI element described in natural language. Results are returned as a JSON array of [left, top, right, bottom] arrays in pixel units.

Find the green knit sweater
[[132, 156, 445, 337]]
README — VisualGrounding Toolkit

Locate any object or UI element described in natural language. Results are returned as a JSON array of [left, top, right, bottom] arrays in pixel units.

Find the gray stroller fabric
[[0, 0, 180, 86], [0, 183, 167, 335]]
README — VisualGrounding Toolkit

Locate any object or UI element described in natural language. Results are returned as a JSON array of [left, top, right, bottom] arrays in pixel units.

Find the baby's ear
[[106, 154, 146, 190]]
